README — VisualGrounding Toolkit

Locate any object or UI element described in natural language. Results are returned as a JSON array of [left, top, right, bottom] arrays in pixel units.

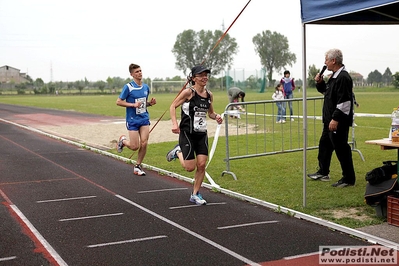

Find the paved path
[[0, 103, 397, 265]]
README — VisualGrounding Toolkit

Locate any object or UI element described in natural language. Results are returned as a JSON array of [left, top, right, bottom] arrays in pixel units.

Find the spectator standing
[[280, 70, 295, 121], [307, 49, 356, 187], [272, 83, 285, 123]]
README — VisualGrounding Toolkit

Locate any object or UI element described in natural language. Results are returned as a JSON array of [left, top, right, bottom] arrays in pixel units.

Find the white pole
[[302, 23, 308, 207]]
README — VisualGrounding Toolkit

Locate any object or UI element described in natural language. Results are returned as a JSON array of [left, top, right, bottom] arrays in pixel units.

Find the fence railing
[[221, 97, 364, 180]]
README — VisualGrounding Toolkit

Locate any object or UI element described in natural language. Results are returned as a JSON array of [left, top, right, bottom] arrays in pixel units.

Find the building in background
[[350, 72, 364, 87], [0, 65, 29, 84]]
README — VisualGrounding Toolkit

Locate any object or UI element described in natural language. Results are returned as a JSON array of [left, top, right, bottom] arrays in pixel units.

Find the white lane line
[[0, 256, 17, 262], [37, 196, 97, 203], [217, 220, 279, 230], [59, 212, 123, 222], [169, 202, 227, 210], [116, 194, 261, 266], [283, 251, 319, 260], [87, 235, 167, 248], [354, 113, 391, 118], [137, 188, 188, 194], [110, 120, 126, 124], [10, 204, 67, 266], [100, 119, 125, 122]]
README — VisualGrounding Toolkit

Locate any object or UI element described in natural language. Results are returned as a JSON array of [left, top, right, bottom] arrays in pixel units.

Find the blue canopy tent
[[300, 0, 399, 206], [301, 0, 399, 24]]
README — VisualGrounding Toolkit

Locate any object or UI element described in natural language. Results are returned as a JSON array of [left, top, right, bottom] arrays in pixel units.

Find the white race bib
[[135, 97, 146, 114], [193, 111, 207, 132]]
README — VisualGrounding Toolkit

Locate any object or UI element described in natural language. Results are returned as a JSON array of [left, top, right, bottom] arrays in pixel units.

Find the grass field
[[1, 87, 398, 228]]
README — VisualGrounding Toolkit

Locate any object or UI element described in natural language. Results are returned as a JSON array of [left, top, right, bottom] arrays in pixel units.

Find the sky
[[1, 0, 398, 83]]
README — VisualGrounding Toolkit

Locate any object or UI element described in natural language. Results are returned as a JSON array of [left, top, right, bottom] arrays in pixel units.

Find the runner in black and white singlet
[[179, 87, 211, 134], [166, 65, 223, 205]]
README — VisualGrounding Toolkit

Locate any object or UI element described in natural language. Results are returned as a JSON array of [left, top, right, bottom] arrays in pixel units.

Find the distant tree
[[392, 72, 399, 89], [95, 80, 106, 93], [382, 67, 393, 86], [167, 76, 184, 81], [16, 83, 26, 94], [143, 77, 151, 86], [54, 81, 64, 91], [307, 64, 319, 88], [214, 76, 227, 90], [245, 75, 260, 90], [111, 77, 125, 89], [294, 78, 303, 88], [48, 82, 56, 94], [34, 78, 45, 88], [367, 70, 382, 86], [74, 80, 85, 94], [26, 75, 33, 83], [33, 78, 45, 94], [67, 82, 73, 90], [172, 29, 238, 76], [252, 30, 296, 86], [106, 77, 114, 91]]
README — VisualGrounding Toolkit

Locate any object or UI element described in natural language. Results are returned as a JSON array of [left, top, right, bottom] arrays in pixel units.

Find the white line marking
[[37, 195, 97, 203], [100, 119, 125, 123], [87, 235, 167, 248], [59, 212, 123, 222], [354, 113, 391, 118], [0, 256, 17, 262], [169, 202, 226, 210], [137, 188, 188, 193], [283, 251, 319, 260], [217, 220, 279, 230], [116, 195, 261, 266], [10, 204, 67, 266]]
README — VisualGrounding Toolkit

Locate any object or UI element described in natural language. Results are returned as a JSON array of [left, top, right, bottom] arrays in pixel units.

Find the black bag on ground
[[365, 161, 397, 185], [364, 178, 399, 206], [364, 178, 399, 217]]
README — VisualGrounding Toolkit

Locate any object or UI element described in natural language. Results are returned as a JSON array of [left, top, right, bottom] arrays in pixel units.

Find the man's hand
[[314, 73, 323, 83], [149, 97, 156, 106], [329, 119, 338, 132]]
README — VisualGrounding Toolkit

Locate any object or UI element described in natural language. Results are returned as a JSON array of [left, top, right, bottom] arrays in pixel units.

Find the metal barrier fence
[[221, 97, 364, 180]]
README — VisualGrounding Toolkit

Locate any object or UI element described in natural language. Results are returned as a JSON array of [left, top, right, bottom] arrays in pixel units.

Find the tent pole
[[302, 23, 308, 207]]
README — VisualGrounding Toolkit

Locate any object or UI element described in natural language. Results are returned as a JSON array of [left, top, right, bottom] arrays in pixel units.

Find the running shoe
[[117, 135, 126, 153], [166, 144, 181, 162], [134, 164, 146, 176], [190, 193, 207, 205]]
